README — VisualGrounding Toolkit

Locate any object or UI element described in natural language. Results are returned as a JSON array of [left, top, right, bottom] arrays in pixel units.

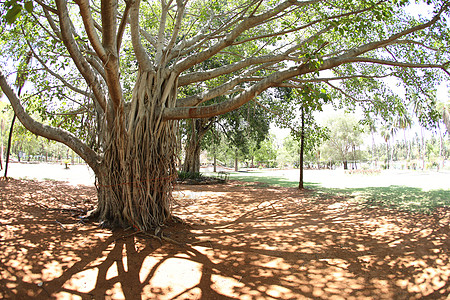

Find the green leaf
[[5, 4, 22, 24], [24, 1, 33, 13]]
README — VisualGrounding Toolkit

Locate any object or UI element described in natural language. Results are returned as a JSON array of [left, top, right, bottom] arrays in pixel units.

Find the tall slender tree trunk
[[421, 127, 425, 169], [234, 149, 239, 171], [299, 107, 305, 190], [403, 129, 410, 161], [4, 51, 32, 178], [0, 119, 3, 170], [371, 130, 377, 168], [385, 141, 390, 169], [4, 115, 16, 178], [93, 71, 178, 231]]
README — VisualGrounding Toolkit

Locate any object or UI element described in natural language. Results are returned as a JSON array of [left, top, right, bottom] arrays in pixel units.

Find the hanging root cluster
[[96, 70, 178, 232]]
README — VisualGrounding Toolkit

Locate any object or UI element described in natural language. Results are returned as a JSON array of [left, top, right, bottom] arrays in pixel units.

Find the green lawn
[[217, 170, 450, 214]]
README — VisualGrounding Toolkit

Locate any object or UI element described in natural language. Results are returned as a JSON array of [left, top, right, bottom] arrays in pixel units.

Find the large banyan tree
[[0, 0, 449, 230]]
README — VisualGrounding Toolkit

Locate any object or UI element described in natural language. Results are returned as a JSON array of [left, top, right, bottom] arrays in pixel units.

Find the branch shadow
[[1, 179, 449, 299], [172, 183, 450, 299]]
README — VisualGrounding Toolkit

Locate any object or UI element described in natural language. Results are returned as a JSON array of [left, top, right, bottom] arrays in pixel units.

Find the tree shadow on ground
[[0, 179, 449, 299]]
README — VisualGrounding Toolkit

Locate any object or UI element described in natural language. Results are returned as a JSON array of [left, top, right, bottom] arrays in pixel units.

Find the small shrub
[[177, 171, 203, 181]]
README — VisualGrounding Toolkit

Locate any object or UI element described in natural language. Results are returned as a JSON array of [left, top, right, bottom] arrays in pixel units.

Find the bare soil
[[0, 178, 449, 299]]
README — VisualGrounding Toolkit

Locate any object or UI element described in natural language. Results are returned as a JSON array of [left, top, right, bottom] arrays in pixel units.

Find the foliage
[[177, 170, 203, 181], [0, 102, 76, 162], [1, 0, 450, 229], [204, 98, 272, 168], [320, 113, 366, 167], [281, 135, 321, 167], [253, 134, 278, 167]]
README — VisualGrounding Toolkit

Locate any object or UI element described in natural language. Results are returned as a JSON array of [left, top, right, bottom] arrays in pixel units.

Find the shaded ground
[[1, 178, 449, 299]]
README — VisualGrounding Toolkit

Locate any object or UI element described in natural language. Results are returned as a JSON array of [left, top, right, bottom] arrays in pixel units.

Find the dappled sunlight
[[174, 183, 449, 299], [1, 179, 449, 299]]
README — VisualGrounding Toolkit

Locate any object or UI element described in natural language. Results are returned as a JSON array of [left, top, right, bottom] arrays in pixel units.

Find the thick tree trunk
[[182, 136, 201, 174], [182, 118, 213, 175], [94, 71, 178, 231], [182, 120, 202, 174]]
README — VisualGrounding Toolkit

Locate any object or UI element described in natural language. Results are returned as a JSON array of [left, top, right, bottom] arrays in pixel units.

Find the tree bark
[[182, 119, 210, 174], [182, 134, 201, 174], [93, 71, 178, 231]]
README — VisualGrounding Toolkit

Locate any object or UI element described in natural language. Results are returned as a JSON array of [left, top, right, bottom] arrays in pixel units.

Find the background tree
[[181, 117, 215, 175], [270, 86, 329, 188], [438, 96, 450, 134], [380, 121, 399, 169], [253, 134, 278, 167], [218, 100, 271, 171], [321, 114, 366, 169], [1, 0, 449, 230], [394, 113, 413, 160]]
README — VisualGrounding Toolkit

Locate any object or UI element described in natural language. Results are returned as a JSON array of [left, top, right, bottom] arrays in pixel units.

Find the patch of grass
[[227, 171, 449, 214], [227, 172, 321, 189], [43, 178, 58, 181], [328, 186, 450, 214]]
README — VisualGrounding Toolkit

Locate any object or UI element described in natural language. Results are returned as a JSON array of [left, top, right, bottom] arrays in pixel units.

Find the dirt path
[[1, 179, 449, 299]]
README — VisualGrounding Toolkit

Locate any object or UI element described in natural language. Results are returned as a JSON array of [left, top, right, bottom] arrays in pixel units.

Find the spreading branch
[[0, 70, 101, 174]]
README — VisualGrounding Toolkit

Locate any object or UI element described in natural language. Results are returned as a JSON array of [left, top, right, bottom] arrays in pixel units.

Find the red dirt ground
[[0, 178, 449, 299]]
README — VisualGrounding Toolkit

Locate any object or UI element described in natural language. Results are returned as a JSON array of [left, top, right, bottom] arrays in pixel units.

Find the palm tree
[[394, 114, 413, 160], [439, 99, 450, 135], [368, 121, 378, 168], [380, 122, 397, 169]]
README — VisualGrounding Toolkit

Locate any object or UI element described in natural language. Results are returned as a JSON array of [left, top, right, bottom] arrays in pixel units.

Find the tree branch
[[336, 2, 449, 62], [165, 62, 316, 119], [23, 35, 96, 101], [101, 0, 118, 54], [155, 0, 171, 65], [173, 0, 321, 74], [129, 0, 153, 71], [176, 77, 249, 107], [0, 70, 101, 174], [164, 2, 450, 121], [55, 0, 107, 112], [324, 81, 376, 104], [339, 57, 450, 76], [178, 54, 285, 86], [117, 0, 132, 53], [165, 0, 186, 61], [74, 0, 107, 60]]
